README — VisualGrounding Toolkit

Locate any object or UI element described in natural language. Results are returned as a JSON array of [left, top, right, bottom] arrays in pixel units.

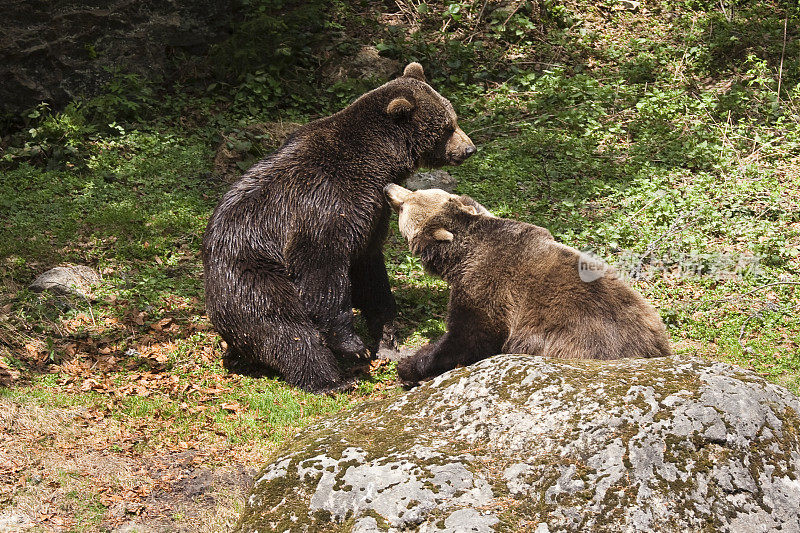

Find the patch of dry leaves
[[0, 293, 277, 531]]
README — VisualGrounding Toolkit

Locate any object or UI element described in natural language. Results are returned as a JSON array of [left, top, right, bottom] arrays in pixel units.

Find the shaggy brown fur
[[203, 64, 475, 393], [385, 185, 672, 383]]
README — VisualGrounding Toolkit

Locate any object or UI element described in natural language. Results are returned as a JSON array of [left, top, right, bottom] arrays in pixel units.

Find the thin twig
[[738, 309, 762, 348], [738, 302, 782, 349], [629, 209, 699, 280], [722, 109, 733, 160], [626, 191, 666, 221], [693, 281, 800, 310], [777, 12, 789, 102], [673, 16, 697, 83], [84, 295, 97, 328], [466, 0, 490, 43], [476, 0, 488, 24], [502, 0, 525, 27], [719, 0, 734, 22], [441, 16, 451, 34], [729, 281, 800, 300]]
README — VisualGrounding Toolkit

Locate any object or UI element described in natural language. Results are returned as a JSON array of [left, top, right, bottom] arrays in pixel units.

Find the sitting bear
[[384, 185, 672, 383], [202, 63, 475, 393]]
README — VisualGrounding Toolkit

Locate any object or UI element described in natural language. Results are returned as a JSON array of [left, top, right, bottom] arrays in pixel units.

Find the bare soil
[[0, 398, 263, 532]]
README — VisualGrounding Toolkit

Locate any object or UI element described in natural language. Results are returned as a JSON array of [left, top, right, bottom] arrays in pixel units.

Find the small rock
[[352, 517, 379, 533], [0, 510, 32, 530], [29, 265, 100, 299], [108, 502, 127, 520], [442, 508, 499, 532], [322, 45, 401, 83], [616, 0, 640, 11], [406, 170, 457, 192], [113, 522, 157, 533]]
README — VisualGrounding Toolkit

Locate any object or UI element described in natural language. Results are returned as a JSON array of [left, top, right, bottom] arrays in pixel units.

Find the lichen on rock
[[236, 355, 800, 532]]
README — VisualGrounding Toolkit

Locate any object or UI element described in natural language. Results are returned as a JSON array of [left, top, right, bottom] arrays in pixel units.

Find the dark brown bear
[[384, 185, 672, 384], [203, 63, 475, 393]]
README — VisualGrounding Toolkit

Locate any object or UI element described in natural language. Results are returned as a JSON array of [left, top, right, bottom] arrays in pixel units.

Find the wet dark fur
[[397, 198, 672, 383], [202, 65, 474, 392]]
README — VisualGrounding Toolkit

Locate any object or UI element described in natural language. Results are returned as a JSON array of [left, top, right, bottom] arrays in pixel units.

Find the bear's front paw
[[328, 331, 370, 360], [397, 343, 440, 385], [379, 323, 399, 350], [397, 355, 423, 385]]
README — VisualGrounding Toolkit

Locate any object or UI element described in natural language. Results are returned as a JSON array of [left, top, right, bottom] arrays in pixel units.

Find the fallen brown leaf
[[220, 402, 242, 413]]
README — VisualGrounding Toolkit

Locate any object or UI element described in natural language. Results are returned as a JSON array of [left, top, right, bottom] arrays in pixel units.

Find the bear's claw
[[329, 332, 369, 359], [319, 377, 357, 395]]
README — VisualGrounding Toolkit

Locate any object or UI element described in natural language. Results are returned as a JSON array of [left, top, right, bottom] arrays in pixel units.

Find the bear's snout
[[447, 127, 476, 164], [384, 183, 411, 211]]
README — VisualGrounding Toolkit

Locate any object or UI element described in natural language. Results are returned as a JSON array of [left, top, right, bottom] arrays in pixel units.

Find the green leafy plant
[[1, 103, 95, 170]]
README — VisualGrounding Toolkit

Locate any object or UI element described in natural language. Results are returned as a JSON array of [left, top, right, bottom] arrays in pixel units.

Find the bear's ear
[[387, 97, 415, 117], [454, 197, 478, 216], [402, 62, 427, 82], [456, 195, 494, 217], [433, 228, 454, 242], [458, 204, 478, 216]]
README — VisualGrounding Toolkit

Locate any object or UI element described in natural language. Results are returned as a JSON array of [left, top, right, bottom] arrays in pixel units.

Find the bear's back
[[461, 216, 671, 359]]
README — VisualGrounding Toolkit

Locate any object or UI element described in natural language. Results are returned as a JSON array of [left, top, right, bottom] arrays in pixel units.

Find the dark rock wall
[[0, 0, 236, 115]]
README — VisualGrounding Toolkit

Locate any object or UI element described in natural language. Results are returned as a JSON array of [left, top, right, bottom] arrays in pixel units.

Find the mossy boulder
[[236, 355, 800, 532]]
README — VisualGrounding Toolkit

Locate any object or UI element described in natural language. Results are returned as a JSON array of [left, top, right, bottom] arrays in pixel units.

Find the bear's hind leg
[[222, 345, 270, 377], [287, 244, 369, 359], [209, 263, 351, 393], [275, 320, 355, 393]]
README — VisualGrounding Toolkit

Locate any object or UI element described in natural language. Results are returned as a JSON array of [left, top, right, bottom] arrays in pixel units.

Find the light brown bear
[[384, 185, 672, 383]]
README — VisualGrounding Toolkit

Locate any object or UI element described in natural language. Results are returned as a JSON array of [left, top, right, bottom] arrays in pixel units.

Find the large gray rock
[[237, 355, 800, 532]]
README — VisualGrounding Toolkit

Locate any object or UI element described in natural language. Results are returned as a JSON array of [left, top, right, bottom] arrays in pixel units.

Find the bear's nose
[[464, 145, 476, 157]]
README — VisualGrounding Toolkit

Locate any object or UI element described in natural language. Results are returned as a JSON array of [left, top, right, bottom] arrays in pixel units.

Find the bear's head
[[383, 63, 476, 168], [384, 184, 492, 246]]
